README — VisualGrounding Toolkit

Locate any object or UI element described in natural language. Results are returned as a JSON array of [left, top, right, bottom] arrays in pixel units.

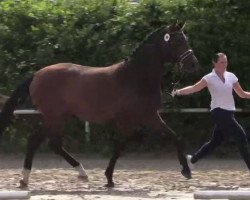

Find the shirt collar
[[211, 69, 226, 76], [211, 69, 217, 76]]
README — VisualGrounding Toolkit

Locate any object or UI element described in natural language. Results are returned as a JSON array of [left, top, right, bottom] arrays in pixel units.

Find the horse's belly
[[74, 106, 115, 124]]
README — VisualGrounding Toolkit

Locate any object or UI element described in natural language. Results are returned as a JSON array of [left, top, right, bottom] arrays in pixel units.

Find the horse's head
[[157, 21, 199, 72]]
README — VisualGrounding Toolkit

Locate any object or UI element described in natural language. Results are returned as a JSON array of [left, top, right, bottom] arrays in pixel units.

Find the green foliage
[[0, 0, 250, 155]]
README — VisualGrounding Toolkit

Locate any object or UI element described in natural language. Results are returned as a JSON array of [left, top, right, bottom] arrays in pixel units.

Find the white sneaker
[[186, 155, 194, 170]]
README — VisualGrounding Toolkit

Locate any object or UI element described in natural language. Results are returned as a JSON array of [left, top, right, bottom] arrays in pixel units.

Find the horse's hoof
[[181, 168, 192, 179], [78, 175, 89, 182], [105, 182, 115, 188], [19, 180, 28, 188]]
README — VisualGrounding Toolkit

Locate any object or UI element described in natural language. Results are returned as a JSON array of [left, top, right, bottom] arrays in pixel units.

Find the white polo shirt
[[202, 69, 238, 111]]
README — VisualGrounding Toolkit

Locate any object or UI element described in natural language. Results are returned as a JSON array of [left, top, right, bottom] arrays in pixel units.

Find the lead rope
[[165, 69, 184, 100]]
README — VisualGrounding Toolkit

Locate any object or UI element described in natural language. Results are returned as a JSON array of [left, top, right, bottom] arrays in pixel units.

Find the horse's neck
[[119, 59, 164, 94], [127, 44, 164, 81]]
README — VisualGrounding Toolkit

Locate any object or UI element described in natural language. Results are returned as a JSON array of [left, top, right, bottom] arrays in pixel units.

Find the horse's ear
[[174, 19, 179, 27], [168, 20, 179, 32], [178, 21, 186, 30], [169, 20, 186, 32]]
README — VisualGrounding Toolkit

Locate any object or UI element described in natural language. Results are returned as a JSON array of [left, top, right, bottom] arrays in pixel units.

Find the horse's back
[[30, 63, 123, 122]]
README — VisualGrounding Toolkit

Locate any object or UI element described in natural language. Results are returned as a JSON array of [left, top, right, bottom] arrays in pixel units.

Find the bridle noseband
[[168, 31, 194, 69], [178, 49, 193, 69]]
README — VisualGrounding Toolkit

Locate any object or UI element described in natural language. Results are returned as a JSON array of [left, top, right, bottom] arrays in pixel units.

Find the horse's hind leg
[[44, 115, 88, 180], [20, 133, 46, 188], [47, 135, 88, 180]]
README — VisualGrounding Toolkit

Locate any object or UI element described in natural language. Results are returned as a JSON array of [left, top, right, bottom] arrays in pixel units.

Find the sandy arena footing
[[0, 154, 249, 200]]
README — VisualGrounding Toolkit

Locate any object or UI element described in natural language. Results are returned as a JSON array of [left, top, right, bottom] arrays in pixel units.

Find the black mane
[[127, 26, 167, 61]]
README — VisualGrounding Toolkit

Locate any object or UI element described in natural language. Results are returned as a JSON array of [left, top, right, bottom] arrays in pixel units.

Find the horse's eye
[[164, 33, 170, 42]]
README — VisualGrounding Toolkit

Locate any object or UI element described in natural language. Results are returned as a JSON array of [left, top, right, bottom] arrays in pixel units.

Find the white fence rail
[[13, 110, 40, 115], [9, 108, 250, 115], [160, 108, 248, 113], [6, 108, 250, 135]]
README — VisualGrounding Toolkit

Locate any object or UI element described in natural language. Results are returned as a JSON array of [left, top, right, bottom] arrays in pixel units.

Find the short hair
[[212, 52, 226, 63]]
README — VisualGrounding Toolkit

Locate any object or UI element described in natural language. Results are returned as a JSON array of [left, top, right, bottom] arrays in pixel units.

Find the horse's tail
[[0, 76, 34, 138]]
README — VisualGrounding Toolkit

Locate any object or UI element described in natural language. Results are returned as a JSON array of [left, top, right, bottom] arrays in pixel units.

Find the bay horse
[[0, 21, 199, 188]]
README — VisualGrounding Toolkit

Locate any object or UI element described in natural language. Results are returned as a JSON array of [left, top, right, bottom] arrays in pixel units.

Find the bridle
[[164, 31, 193, 99], [178, 49, 193, 69], [167, 31, 194, 70]]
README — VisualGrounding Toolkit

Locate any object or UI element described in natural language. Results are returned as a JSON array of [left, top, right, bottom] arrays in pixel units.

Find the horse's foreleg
[[105, 140, 125, 187], [20, 133, 46, 188], [48, 136, 88, 180], [163, 124, 191, 179]]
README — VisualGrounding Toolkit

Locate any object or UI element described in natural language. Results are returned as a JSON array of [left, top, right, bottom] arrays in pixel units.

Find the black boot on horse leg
[[20, 133, 46, 188], [48, 135, 88, 181]]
